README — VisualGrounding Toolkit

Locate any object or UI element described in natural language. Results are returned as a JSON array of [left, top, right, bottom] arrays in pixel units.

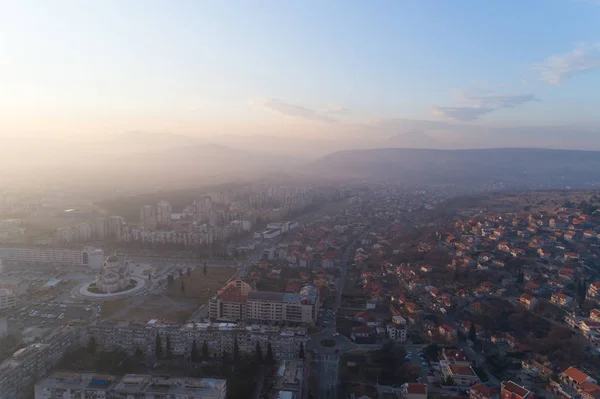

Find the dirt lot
[[100, 267, 235, 323]]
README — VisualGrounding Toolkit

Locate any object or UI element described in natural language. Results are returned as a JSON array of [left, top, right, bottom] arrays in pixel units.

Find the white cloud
[[430, 106, 496, 122], [250, 98, 339, 123], [532, 43, 600, 85], [431, 92, 539, 122]]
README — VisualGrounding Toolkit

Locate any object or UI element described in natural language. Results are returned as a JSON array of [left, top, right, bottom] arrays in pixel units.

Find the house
[[440, 361, 479, 386], [580, 381, 600, 399], [520, 293, 538, 310], [491, 333, 517, 347], [470, 383, 499, 399], [588, 282, 600, 299], [524, 282, 541, 294], [590, 309, 600, 322], [439, 348, 472, 366], [400, 383, 427, 399], [470, 302, 484, 314], [354, 311, 376, 326], [351, 326, 376, 342], [561, 366, 597, 388], [438, 324, 457, 342], [551, 292, 573, 307], [421, 265, 433, 273], [501, 381, 533, 399]]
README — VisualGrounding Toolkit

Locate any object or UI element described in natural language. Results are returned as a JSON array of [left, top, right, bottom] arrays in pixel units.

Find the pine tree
[[233, 337, 240, 363], [203, 262, 208, 276], [454, 267, 460, 282], [166, 335, 172, 359], [266, 342, 274, 365], [88, 336, 97, 355], [135, 347, 143, 357], [255, 341, 263, 363], [202, 341, 209, 359], [187, 267, 191, 277], [468, 323, 477, 343], [155, 333, 163, 359], [299, 343, 305, 359], [181, 279, 185, 294], [191, 340, 198, 362]]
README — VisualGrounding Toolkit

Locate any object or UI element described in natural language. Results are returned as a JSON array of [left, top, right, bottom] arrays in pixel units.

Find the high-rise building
[[156, 200, 172, 228], [140, 205, 156, 230]]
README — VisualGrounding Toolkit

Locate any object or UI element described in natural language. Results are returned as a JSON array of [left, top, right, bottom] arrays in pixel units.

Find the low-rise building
[[400, 383, 427, 399], [439, 360, 479, 386], [0, 288, 16, 310], [501, 381, 533, 399], [470, 383, 499, 399], [519, 293, 538, 310], [34, 372, 227, 399]]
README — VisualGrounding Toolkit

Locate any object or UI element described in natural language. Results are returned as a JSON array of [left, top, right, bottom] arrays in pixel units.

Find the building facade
[[35, 372, 226, 399], [0, 246, 103, 267], [95, 255, 132, 294], [209, 281, 319, 325]]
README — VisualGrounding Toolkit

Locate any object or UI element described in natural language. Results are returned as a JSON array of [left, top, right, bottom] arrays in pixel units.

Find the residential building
[[439, 360, 479, 386], [34, 372, 227, 399], [470, 383, 499, 399], [519, 293, 538, 310], [501, 381, 533, 399], [209, 281, 319, 325], [0, 288, 16, 310], [589, 282, 600, 300], [400, 383, 427, 399], [551, 292, 573, 307], [0, 246, 103, 267], [140, 205, 157, 230], [386, 324, 407, 342], [272, 359, 306, 399], [561, 367, 597, 388]]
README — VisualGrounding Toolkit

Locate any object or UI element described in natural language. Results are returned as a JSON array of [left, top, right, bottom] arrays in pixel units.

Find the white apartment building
[[140, 205, 157, 230], [156, 200, 172, 227], [35, 372, 226, 399], [0, 288, 16, 310], [84, 320, 308, 361], [209, 281, 319, 325], [0, 246, 103, 267]]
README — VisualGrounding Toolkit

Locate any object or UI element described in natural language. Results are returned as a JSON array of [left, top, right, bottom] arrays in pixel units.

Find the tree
[[202, 341, 209, 359], [233, 337, 240, 363], [166, 335, 172, 360], [191, 340, 198, 362], [187, 267, 191, 277], [135, 347, 143, 357], [203, 261, 208, 276], [180, 279, 185, 294], [255, 341, 263, 363], [445, 376, 455, 386], [469, 323, 477, 343], [155, 333, 163, 359], [87, 336, 97, 355], [266, 342, 274, 365], [299, 343, 305, 359], [454, 267, 460, 282]]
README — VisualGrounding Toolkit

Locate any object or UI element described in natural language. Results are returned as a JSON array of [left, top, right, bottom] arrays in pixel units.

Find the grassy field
[[100, 266, 235, 323]]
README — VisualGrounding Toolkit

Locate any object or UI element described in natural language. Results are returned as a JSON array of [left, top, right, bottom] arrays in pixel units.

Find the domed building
[[95, 254, 132, 293]]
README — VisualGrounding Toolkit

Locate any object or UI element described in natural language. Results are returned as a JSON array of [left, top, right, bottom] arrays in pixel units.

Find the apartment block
[[84, 320, 308, 361], [209, 280, 319, 325], [0, 326, 82, 399], [0, 246, 103, 267], [35, 372, 226, 399]]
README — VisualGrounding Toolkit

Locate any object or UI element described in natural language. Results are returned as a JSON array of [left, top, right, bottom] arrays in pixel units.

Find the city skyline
[[1, 0, 599, 145]]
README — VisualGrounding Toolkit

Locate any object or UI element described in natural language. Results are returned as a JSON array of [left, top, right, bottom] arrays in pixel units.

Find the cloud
[[251, 98, 338, 123], [430, 106, 496, 122], [532, 43, 600, 85], [431, 93, 539, 122], [324, 104, 349, 115]]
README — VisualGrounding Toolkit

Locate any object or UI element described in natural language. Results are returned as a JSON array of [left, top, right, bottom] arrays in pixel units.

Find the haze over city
[[3, 3, 600, 399]]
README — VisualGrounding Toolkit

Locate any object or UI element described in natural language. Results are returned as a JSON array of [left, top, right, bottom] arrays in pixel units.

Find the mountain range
[[3, 131, 600, 190]]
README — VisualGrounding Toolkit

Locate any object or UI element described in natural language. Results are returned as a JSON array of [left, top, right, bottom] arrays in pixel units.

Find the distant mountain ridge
[[310, 147, 600, 186]]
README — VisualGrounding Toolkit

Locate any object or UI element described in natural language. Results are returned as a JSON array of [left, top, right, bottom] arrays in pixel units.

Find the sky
[[1, 0, 600, 143]]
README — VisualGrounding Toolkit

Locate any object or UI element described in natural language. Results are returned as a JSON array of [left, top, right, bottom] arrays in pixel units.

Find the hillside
[[310, 148, 600, 186]]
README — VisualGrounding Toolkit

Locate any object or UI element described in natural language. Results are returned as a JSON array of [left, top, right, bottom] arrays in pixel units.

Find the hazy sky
[[1, 0, 600, 138]]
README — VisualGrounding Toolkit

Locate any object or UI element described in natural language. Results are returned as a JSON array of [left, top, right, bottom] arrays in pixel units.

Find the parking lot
[[10, 300, 100, 329]]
